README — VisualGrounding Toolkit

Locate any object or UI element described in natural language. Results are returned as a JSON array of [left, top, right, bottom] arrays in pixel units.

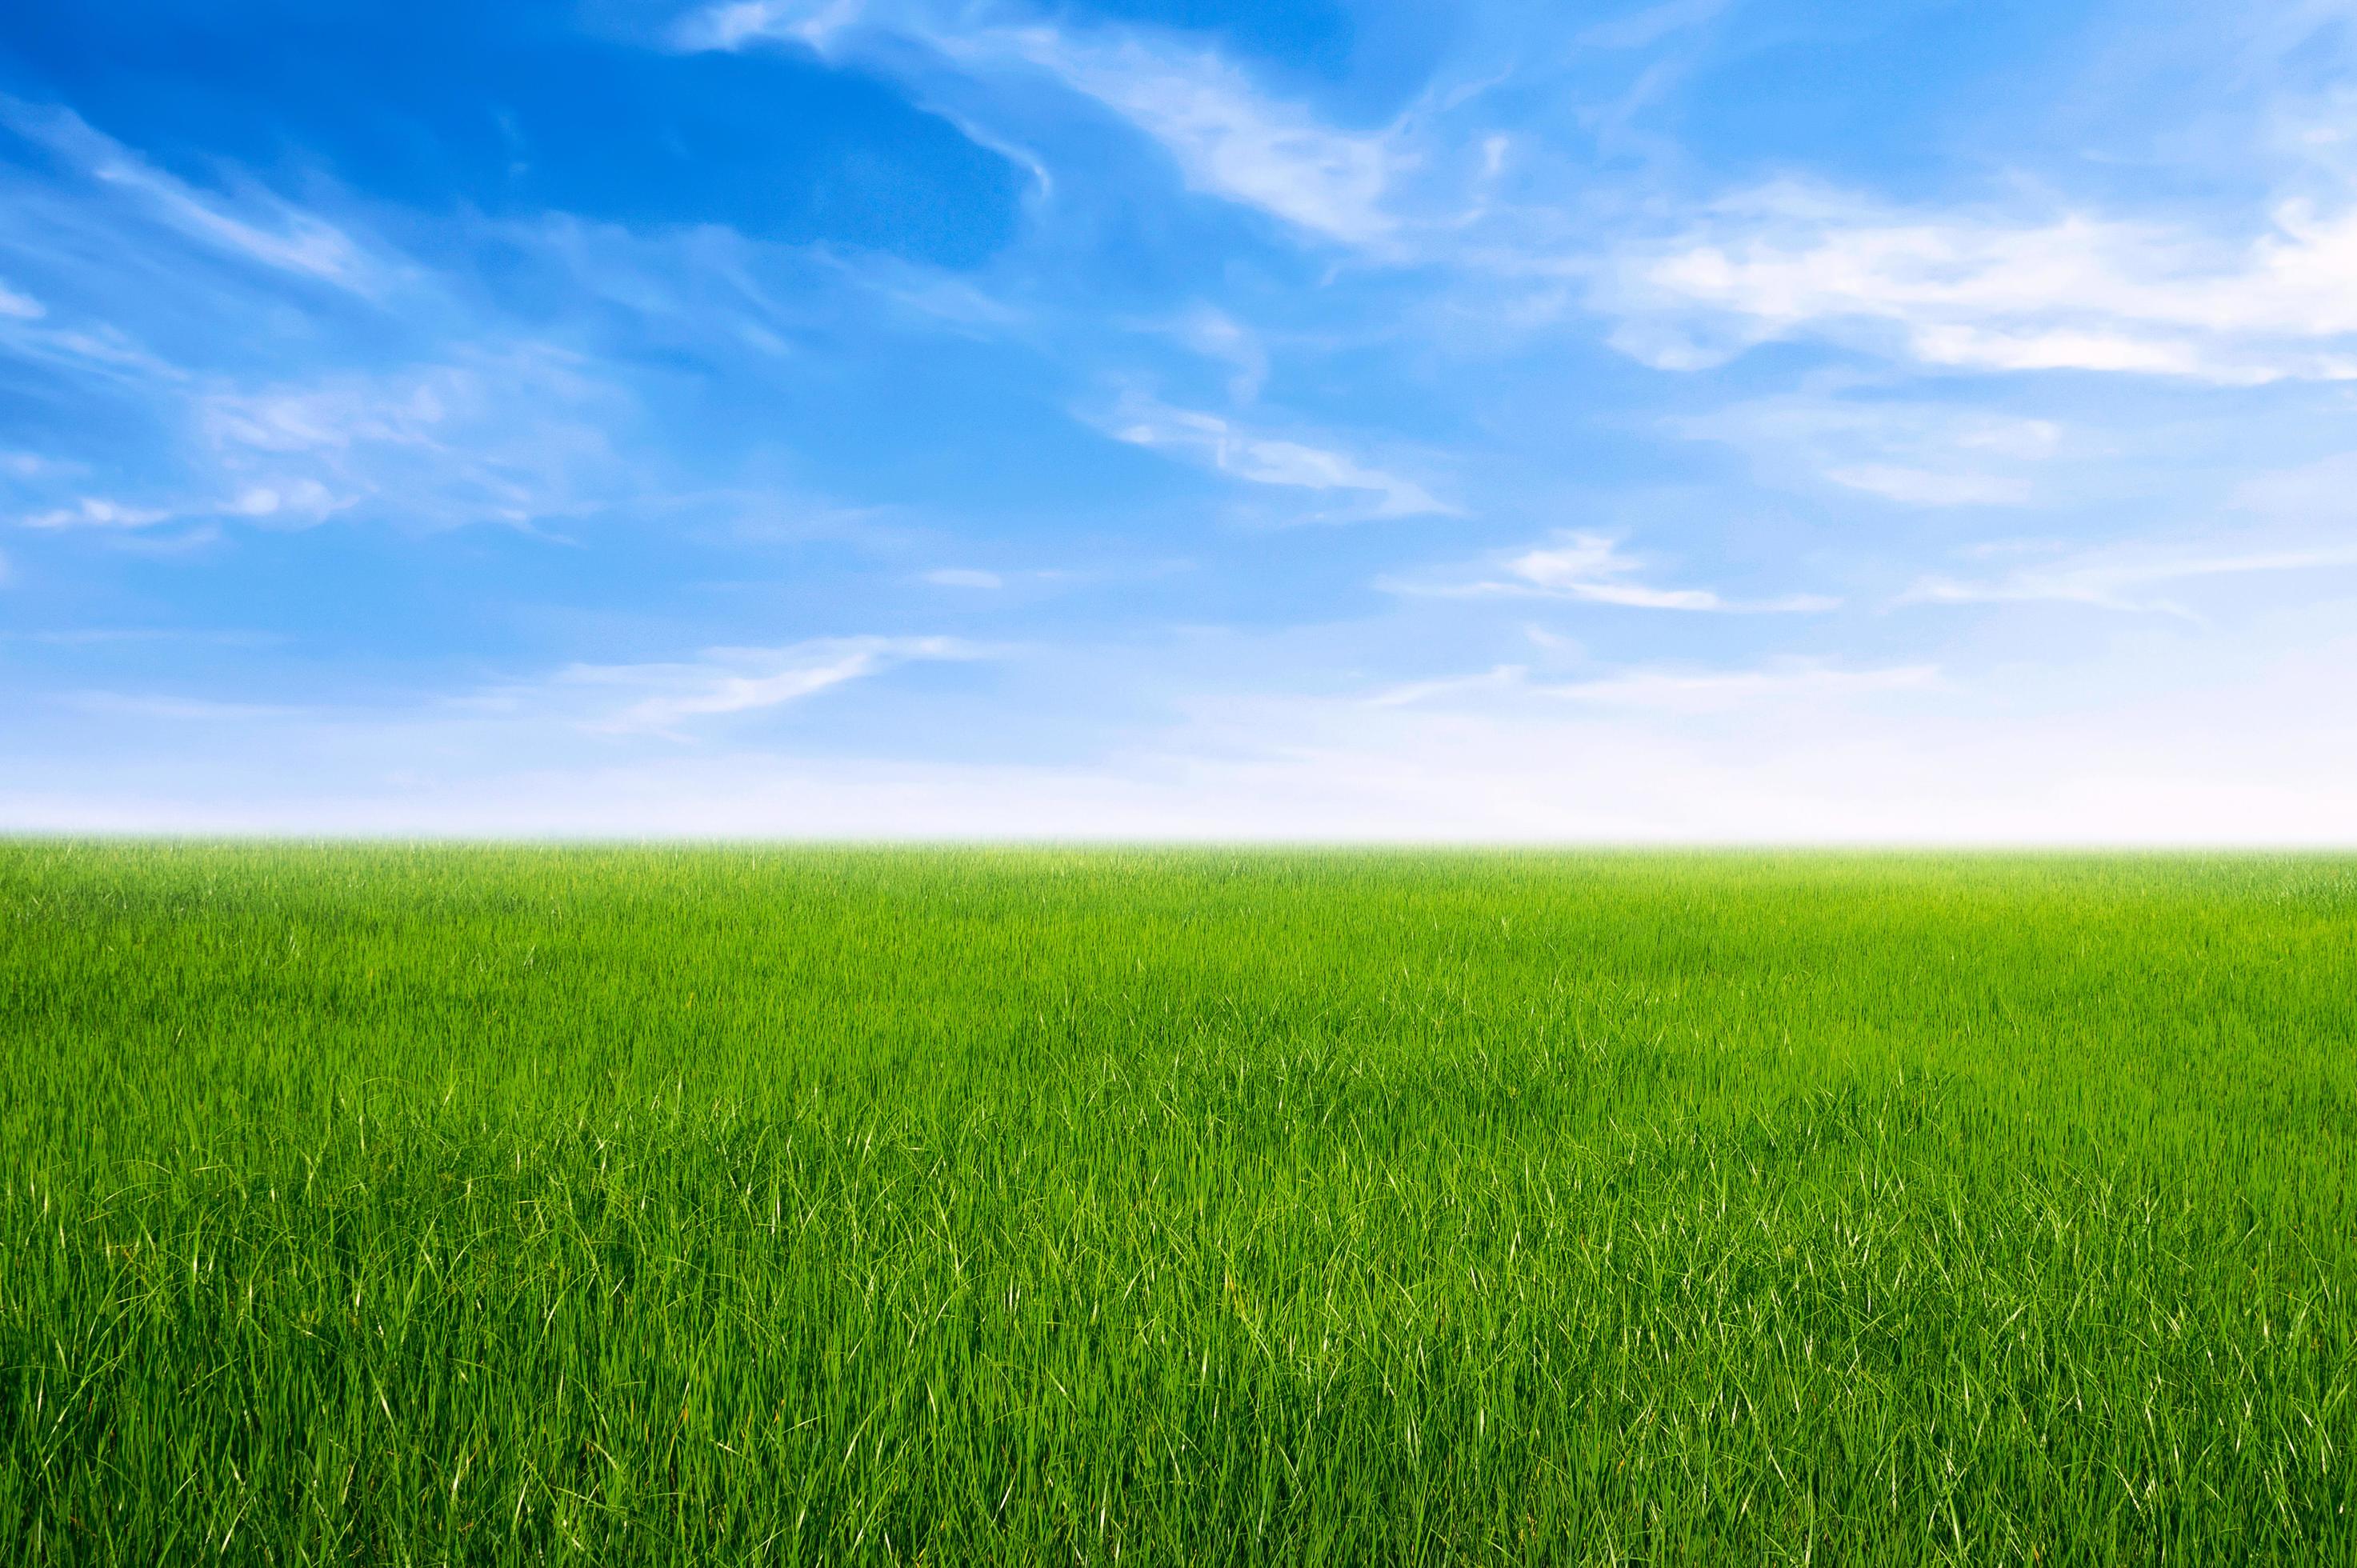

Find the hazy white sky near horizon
[[3, 0, 2355, 840]]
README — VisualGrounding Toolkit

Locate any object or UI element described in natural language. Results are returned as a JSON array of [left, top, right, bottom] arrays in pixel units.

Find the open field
[[2, 844, 2352, 1563]]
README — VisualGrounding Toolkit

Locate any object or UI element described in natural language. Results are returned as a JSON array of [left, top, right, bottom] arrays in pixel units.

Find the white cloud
[[21, 496, 173, 530], [32, 637, 986, 746], [0, 112, 759, 546], [193, 350, 626, 530], [1510, 534, 1724, 607], [202, 381, 444, 454], [988, 24, 1402, 245], [673, 0, 868, 52], [1602, 181, 2357, 382], [1900, 538, 2357, 614], [0, 311, 185, 387], [223, 480, 343, 520], [1366, 662, 1532, 708], [1103, 397, 1456, 518], [0, 278, 43, 320], [1, 98, 381, 293], [1169, 304, 1267, 402], [1822, 466, 2030, 506], [1539, 661, 1939, 710], [490, 635, 983, 737], [674, 2, 1406, 246], [14, 482, 354, 533], [1388, 530, 1836, 610], [1371, 658, 1934, 711], [923, 568, 1003, 589], [1674, 395, 2067, 507]]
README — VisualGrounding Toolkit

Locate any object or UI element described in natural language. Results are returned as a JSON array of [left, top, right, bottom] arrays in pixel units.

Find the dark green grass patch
[[2, 845, 2352, 1562]]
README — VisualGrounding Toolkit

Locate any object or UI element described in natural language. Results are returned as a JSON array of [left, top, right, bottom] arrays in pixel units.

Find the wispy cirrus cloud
[[0, 97, 385, 293], [1163, 304, 1268, 402], [474, 634, 986, 737], [1373, 658, 1933, 711], [983, 23, 1403, 246], [27, 637, 986, 745], [193, 349, 630, 531], [20, 495, 174, 530], [1100, 396, 1457, 518], [672, 0, 869, 53], [8, 352, 630, 537], [0, 103, 675, 542], [1900, 538, 2357, 615], [1386, 531, 1835, 610], [670, 1, 1409, 246], [1599, 181, 2357, 383], [1673, 395, 2063, 507], [1538, 660, 1939, 710], [922, 567, 1004, 589]]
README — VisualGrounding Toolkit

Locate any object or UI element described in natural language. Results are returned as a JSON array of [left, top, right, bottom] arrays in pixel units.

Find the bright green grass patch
[[2, 844, 2352, 1564]]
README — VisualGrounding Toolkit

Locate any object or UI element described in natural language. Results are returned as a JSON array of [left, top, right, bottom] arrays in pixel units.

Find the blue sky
[[3, 0, 2355, 838]]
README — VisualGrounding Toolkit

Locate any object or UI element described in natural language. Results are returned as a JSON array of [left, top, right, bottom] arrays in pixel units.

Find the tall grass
[[2, 844, 2352, 1562]]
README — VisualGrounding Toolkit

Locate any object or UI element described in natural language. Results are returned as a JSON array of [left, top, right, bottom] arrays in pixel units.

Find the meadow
[[2, 843, 2351, 1564]]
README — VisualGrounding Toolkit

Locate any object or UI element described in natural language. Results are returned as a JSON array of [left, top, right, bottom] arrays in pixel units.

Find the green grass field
[[3, 844, 2352, 1563]]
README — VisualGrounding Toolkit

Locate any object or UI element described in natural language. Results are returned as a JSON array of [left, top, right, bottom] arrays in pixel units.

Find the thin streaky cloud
[[1386, 532, 1837, 611], [519, 635, 985, 737], [1536, 662, 1939, 710], [1366, 662, 1530, 707], [1601, 181, 2357, 382], [1820, 466, 2030, 507], [1900, 541, 2357, 614], [22, 496, 174, 530], [672, 2, 1406, 246], [1102, 397, 1458, 518], [1, 98, 382, 292], [1673, 396, 2063, 508], [1371, 658, 1938, 712], [674, 0, 870, 52], [923, 568, 1003, 588], [986, 24, 1402, 246], [1166, 305, 1268, 402]]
